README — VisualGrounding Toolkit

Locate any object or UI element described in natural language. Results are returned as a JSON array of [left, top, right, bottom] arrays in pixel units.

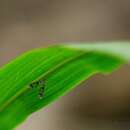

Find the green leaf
[[0, 43, 130, 130]]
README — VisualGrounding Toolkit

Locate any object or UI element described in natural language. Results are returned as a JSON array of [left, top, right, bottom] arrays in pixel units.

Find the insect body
[[38, 80, 45, 99], [29, 79, 45, 99]]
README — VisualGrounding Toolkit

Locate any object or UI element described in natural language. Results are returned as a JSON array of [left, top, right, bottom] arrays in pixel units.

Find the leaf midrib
[[0, 50, 88, 113]]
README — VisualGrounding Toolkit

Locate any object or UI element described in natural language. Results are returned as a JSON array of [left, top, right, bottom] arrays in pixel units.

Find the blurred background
[[0, 0, 130, 130]]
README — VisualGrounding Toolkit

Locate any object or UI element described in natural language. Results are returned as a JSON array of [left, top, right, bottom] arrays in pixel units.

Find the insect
[[29, 79, 45, 99]]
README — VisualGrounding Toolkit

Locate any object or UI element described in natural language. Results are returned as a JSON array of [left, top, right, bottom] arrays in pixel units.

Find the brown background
[[0, 0, 130, 130]]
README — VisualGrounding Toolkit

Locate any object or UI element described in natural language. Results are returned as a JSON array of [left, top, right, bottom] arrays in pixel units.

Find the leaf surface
[[0, 43, 130, 129]]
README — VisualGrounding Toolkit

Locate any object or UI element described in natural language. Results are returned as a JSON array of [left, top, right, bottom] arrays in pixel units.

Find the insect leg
[[29, 81, 39, 89]]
